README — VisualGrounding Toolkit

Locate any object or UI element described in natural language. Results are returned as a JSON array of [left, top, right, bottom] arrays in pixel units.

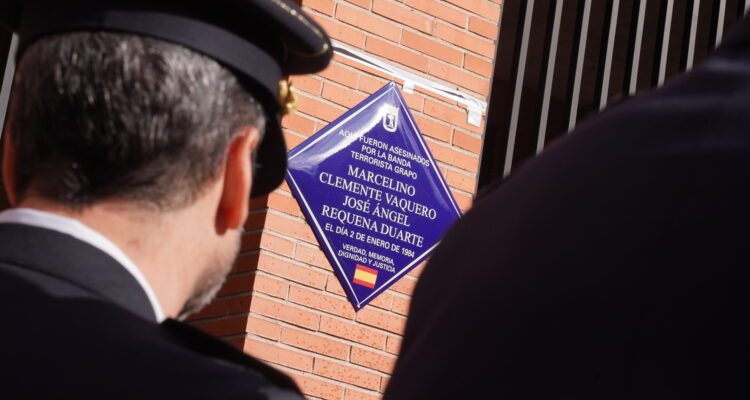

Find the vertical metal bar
[[536, 0, 564, 154], [715, 0, 727, 46], [0, 34, 18, 139], [746, 0, 750, 13], [629, 0, 648, 94], [599, 0, 621, 110], [621, 0, 640, 94], [686, 0, 701, 69], [657, 0, 675, 86], [568, 0, 592, 131], [503, 0, 535, 177]]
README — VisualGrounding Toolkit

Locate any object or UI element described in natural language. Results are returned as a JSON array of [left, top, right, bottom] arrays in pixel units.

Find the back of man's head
[[8, 31, 265, 209]]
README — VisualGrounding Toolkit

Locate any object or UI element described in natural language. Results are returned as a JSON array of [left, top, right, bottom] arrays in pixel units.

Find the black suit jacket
[[385, 18, 750, 400], [0, 223, 302, 399]]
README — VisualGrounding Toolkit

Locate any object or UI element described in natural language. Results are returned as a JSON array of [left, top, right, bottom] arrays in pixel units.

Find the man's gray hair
[[8, 31, 265, 209]]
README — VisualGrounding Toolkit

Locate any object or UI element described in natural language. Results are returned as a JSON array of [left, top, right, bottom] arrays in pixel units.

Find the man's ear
[[2, 130, 17, 206], [216, 127, 260, 233]]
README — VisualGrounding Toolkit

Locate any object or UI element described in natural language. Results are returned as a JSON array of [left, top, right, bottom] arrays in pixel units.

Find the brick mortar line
[[274, 363, 385, 399], [241, 227, 265, 236], [296, 90, 351, 114], [272, 187, 294, 198], [397, 29, 497, 73], [253, 284, 410, 323], [283, 105, 333, 127], [451, 129, 483, 140], [248, 208, 271, 216], [415, 84, 489, 110], [437, 180, 475, 197], [196, 328, 393, 398], [318, 58, 368, 85], [188, 310, 252, 325], [391, 0, 502, 28], [333, 3, 417, 40], [286, 281, 356, 307], [424, 116, 486, 135], [267, 189, 296, 201], [464, 51, 495, 63], [283, 128, 316, 144], [302, 8, 497, 94], [248, 205, 272, 216], [188, 287, 387, 331], [351, 36, 438, 79], [391, 1, 470, 30], [264, 207, 313, 225], [424, 136, 481, 158], [317, 76, 372, 97], [260, 250, 335, 280], [427, 171, 476, 197], [388, 291, 413, 302], [335, 0, 500, 41], [431, 137, 482, 158], [245, 292, 408, 341], [398, 21, 497, 55], [259, 267, 398, 315], [341, 385, 385, 400], [285, 281, 396, 316], [209, 290, 267, 307], [242, 326, 394, 378], [448, 126, 485, 142], [351, 33, 493, 97], [224, 269, 260, 279], [236, 248, 261, 258], [254, 248, 425, 292], [348, 340, 400, 360], [259, 240, 333, 275], [196, 286, 259, 305], [253, 269, 299, 295], [257, 228, 320, 250], [282, 335, 397, 376], [256, 268, 336, 292], [235, 319, 405, 377], [438, 0, 503, 24], [256, 247, 333, 273], [442, 159, 485, 183], [440, 165, 481, 181], [187, 304, 324, 332], [279, 250, 421, 287], [310, 351, 393, 378], [427, 56, 495, 82], [217, 332, 246, 341], [282, 126, 314, 138], [354, 21, 496, 57]]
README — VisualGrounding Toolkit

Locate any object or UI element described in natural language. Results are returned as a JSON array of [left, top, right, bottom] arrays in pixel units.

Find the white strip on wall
[[331, 41, 488, 128]]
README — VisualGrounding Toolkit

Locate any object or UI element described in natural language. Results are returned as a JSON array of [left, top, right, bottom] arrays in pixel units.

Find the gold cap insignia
[[278, 80, 298, 115]]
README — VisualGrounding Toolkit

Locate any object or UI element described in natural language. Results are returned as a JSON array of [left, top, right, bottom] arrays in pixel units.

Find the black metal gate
[[479, 0, 750, 189]]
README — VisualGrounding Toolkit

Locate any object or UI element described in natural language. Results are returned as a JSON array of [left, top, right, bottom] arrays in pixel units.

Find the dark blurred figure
[[0, 1, 330, 398], [386, 14, 750, 400]]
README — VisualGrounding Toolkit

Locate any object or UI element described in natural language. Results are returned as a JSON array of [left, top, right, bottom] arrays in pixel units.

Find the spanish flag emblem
[[353, 265, 378, 289]]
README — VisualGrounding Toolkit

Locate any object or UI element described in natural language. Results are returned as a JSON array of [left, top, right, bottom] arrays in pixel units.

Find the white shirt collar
[[0, 208, 166, 322]]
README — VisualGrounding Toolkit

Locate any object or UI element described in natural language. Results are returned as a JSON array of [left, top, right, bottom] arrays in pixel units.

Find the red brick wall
[[190, 1, 501, 398]]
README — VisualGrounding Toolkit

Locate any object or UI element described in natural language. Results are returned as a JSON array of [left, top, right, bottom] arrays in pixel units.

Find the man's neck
[[16, 197, 215, 319]]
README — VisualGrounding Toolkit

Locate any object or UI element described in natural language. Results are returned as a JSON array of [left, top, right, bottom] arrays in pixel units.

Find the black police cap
[[0, 0, 332, 197]]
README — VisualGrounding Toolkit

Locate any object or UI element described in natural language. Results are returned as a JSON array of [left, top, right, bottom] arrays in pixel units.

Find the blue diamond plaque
[[286, 82, 462, 310]]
